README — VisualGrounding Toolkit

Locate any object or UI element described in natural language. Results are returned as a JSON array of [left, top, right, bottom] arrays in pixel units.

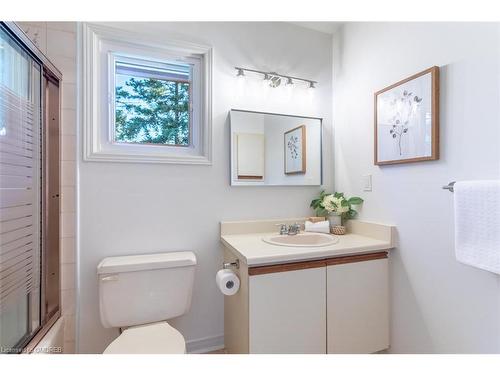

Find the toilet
[[97, 251, 196, 354]]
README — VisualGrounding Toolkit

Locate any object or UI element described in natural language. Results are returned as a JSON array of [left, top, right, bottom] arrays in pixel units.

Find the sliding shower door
[[0, 25, 42, 353]]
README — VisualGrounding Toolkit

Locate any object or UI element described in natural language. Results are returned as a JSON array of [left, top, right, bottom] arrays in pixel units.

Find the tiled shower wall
[[17, 22, 77, 354]]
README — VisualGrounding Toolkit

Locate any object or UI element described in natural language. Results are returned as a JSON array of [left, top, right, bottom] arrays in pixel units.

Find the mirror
[[230, 109, 322, 186]]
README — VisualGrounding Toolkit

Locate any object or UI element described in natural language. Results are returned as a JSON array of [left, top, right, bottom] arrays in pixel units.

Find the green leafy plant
[[310, 191, 364, 224]]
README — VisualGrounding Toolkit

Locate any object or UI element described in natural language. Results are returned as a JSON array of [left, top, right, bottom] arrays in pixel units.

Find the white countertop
[[220, 219, 395, 266], [221, 232, 392, 266]]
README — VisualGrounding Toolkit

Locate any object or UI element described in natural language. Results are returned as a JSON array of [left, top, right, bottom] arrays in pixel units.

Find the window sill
[[83, 149, 213, 165]]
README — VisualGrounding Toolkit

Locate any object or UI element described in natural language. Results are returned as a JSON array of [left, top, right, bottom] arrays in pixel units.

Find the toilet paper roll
[[216, 269, 240, 296]]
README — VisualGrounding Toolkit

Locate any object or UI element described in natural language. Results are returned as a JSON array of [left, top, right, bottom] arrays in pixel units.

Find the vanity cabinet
[[326, 254, 389, 353], [223, 247, 390, 354], [249, 263, 326, 353]]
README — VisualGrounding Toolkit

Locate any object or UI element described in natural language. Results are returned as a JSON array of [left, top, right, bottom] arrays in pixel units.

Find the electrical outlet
[[363, 174, 372, 192]]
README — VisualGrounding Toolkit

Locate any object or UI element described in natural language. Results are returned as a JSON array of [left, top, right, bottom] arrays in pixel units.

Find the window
[[114, 58, 191, 147], [82, 23, 212, 164]]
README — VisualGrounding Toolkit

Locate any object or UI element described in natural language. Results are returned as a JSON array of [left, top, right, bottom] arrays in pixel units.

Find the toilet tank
[[97, 252, 196, 328]]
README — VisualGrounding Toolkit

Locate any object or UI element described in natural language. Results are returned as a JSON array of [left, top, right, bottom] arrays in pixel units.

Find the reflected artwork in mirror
[[230, 109, 322, 186], [284, 125, 306, 175]]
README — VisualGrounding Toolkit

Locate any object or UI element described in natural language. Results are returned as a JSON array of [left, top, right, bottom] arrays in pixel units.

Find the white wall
[[333, 22, 500, 353], [77, 22, 333, 353]]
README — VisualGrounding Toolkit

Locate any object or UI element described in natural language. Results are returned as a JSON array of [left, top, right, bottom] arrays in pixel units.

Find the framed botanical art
[[374, 66, 439, 165], [284, 125, 306, 174]]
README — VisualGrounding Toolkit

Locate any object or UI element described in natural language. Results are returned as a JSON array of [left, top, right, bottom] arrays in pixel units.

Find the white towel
[[304, 220, 330, 234], [454, 180, 500, 274]]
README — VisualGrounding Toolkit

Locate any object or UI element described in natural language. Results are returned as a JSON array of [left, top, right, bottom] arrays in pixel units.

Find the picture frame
[[374, 66, 439, 165], [284, 125, 306, 174]]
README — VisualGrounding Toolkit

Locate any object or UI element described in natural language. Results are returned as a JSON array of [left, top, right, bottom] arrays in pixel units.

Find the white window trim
[[80, 23, 213, 164], [109, 54, 197, 148]]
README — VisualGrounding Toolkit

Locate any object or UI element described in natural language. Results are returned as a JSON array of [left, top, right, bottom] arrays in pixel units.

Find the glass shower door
[[0, 25, 42, 353]]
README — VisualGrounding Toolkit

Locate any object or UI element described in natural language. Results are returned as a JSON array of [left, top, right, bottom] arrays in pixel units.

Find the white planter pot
[[328, 214, 342, 228]]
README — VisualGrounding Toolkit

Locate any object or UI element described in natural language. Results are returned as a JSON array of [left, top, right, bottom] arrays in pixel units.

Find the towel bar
[[442, 181, 456, 192]]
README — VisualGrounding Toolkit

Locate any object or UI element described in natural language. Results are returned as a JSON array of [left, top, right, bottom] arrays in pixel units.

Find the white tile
[[61, 186, 76, 213], [62, 83, 76, 110], [46, 29, 76, 59], [61, 212, 76, 238], [60, 236, 76, 264], [61, 263, 75, 290], [61, 289, 76, 316], [64, 315, 76, 342], [17, 21, 47, 29], [61, 135, 76, 161], [63, 340, 75, 354], [61, 109, 76, 135], [61, 161, 76, 186], [51, 55, 76, 84], [17, 23, 47, 54], [46, 22, 76, 34]]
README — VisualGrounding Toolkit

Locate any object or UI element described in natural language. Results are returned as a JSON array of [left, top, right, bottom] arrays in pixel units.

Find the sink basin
[[262, 232, 339, 247]]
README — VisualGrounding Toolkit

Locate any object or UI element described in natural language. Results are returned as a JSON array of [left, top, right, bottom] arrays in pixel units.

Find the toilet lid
[[104, 322, 186, 354]]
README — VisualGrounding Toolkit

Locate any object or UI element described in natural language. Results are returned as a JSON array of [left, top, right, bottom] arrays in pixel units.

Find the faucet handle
[[289, 223, 301, 234], [275, 223, 288, 235]]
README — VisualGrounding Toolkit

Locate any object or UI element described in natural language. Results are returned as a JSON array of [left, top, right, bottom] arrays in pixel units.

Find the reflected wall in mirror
[[230, 109, 322, 186]]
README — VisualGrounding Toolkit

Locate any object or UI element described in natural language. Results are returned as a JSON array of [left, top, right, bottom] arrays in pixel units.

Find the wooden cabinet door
[[327, 254, 389, 353], [249, 265, 326, 353]]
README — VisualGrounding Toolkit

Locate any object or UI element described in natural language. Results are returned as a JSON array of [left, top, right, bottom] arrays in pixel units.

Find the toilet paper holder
[[223, 259, 240, 270]]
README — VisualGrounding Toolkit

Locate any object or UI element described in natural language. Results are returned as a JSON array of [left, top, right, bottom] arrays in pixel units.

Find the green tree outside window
[[115, 76, 190, 146]]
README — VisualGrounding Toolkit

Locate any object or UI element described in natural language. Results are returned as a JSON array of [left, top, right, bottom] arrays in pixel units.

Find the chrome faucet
[[276, 223, 289, 235], [275, 223, 301, 236], [288, 223, 301, 236]]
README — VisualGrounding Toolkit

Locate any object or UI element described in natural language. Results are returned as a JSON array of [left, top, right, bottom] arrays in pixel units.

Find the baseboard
[[186, 334, 224, 354]]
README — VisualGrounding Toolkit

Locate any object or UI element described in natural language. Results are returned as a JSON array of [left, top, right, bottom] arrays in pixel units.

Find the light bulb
[[236, 68, 245, 79]]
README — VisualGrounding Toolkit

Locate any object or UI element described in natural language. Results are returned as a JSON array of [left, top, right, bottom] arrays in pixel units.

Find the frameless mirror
[[230, 109, 322, 186]]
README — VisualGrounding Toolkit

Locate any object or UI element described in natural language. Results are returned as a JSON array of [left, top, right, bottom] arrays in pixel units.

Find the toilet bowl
[[97, 251, 197, 354], [103, 322, 185, 354]]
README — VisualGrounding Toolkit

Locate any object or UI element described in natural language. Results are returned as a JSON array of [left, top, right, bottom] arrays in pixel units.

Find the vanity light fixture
[[235, 67, 317, 89]]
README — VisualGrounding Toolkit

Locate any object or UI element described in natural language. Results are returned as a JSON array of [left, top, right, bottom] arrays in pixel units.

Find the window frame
[[81, 23, 213, 164]]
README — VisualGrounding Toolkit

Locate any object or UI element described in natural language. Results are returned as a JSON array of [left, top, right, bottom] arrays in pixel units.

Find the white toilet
[[97, 251, 196, 354]]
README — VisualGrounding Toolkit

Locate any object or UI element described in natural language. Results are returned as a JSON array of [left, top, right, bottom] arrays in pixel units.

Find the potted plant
[[310, 191, 364, 232]]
